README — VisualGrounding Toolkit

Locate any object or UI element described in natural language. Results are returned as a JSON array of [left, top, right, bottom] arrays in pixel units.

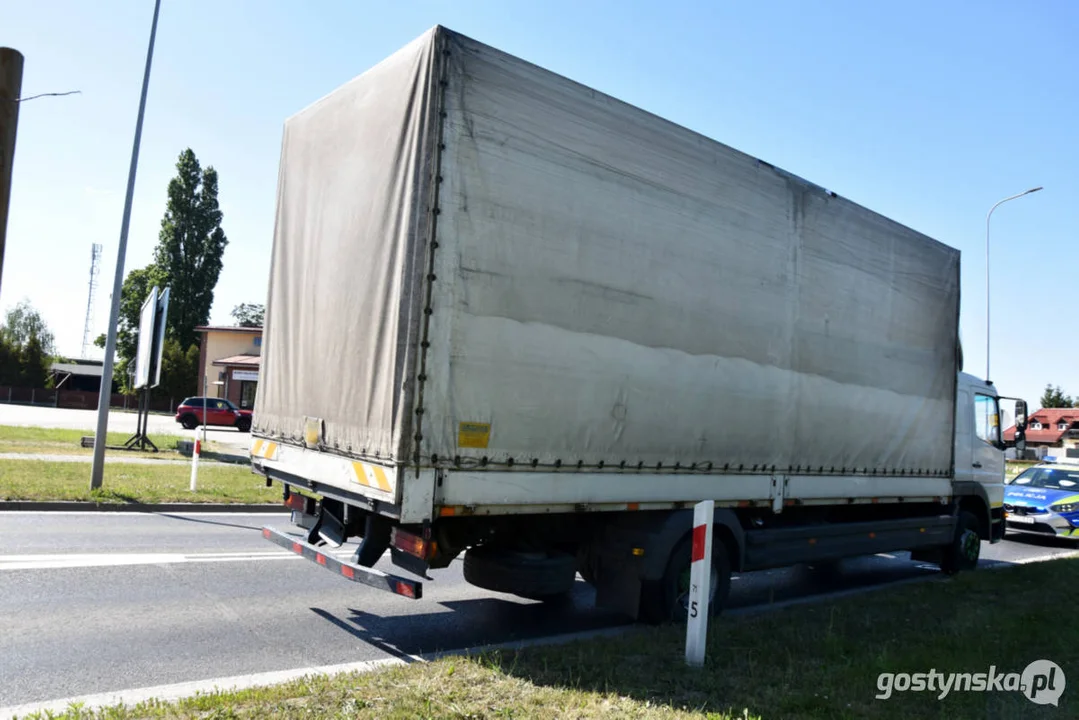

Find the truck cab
[[953, 372, 1025, 544]]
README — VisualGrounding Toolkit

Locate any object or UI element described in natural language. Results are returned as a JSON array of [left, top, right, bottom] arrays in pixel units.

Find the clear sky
[[2, 1, 1075, 409]]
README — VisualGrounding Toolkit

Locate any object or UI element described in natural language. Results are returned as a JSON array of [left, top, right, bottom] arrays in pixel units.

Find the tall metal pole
[[91, 0, 162, 490], [0, 48, 25, 300], [985, 186, 1041, 384]]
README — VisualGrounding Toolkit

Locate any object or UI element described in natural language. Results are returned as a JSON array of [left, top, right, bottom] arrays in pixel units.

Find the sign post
[[685, 499, 714, 668]]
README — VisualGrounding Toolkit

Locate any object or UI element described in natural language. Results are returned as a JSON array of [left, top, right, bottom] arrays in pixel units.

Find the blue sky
[[2, 1, 1074, 408]]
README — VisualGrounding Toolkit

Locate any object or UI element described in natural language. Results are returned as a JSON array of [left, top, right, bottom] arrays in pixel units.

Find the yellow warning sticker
[[458, 422, 491, 449]]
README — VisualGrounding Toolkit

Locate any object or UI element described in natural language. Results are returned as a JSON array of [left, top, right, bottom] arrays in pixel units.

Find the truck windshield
[[1009, 467, 1079, 491]]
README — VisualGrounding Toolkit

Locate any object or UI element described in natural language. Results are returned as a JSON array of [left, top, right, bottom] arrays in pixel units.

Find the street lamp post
[[985, 186, 1042, 383], [90, 0, 162, 490]]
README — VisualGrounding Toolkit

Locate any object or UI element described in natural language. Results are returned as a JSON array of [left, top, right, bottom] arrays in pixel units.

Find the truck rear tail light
[[391, 527, 434, 560], [284, 493, 306, 512]]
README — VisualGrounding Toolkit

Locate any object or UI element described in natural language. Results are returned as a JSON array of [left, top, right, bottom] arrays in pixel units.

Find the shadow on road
[[156, 512, 271, 532], [309, 581, 627, 657]]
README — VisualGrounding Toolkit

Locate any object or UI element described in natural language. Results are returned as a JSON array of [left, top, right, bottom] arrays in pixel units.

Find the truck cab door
[[971, 392, 1005, 508]]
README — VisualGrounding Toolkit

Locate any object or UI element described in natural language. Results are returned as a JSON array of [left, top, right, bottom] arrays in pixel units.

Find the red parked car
[[175, 396, 252, 432]]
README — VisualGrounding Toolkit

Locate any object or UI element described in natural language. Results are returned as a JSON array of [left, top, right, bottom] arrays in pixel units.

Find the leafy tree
[[98, 148, 227, 397], [230, 303, 264, 328], [1040, 384, 1074, 409], [153, 148, 228, 349], [156, 338, 200, 402], [19, 333, 50, 388], [2, 300, 55, 356], [0, 300, 56, 388], [0, 335, 19, 386]]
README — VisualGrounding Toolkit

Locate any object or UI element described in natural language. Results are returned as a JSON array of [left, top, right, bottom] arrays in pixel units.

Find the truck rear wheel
[[463, 546, 577, 601], [939, 510, 981, 575], [639, 535, 731, 625]]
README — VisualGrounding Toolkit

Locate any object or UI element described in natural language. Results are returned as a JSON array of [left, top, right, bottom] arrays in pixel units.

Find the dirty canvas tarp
[[256, 26, 960, 477]]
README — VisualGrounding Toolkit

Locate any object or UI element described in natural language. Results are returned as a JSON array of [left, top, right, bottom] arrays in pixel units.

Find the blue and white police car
[[1004, 461, 1079, 541]]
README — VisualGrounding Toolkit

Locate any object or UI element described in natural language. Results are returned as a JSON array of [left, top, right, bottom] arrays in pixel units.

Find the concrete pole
[[90, 0, 162, 490], [0, 48, 25, 300]]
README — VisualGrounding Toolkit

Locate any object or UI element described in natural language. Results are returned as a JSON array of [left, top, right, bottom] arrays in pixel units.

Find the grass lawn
[[0, 425, 187, 458], [0, 459, 275, 504], [19, 558, 1076, 719], [1006, 460, 1036, 480]]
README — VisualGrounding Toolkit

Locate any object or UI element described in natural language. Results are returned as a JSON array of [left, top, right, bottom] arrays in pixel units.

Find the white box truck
[[251, 26, 1028, 622]]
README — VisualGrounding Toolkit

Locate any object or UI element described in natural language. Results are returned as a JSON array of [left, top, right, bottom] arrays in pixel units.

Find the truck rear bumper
[[261, 526, 423, 599]]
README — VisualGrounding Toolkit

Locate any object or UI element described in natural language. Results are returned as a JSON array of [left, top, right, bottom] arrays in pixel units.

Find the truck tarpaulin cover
[[255, 26, 960, 477]]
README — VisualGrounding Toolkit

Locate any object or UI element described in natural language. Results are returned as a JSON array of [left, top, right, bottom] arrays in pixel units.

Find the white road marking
[[0, 511, 289, 516], [0, 549, 356, 571], [996, 549, 1079, 565]]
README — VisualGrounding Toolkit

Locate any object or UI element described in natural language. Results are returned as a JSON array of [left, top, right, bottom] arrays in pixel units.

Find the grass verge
[[0, 425, 186, 458], [17, 558, 1076, 719], [0, 459, 274, 504]]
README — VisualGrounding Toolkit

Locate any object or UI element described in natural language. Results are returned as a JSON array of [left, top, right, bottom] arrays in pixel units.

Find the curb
[[0, 501, 284, 513]]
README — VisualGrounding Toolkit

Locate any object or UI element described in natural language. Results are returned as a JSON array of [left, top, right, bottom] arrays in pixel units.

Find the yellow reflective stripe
[[370, 464, 391, 492], [351, 462, 392, 494], [251, 440, 264, 457], [265, 442, 277, 460]]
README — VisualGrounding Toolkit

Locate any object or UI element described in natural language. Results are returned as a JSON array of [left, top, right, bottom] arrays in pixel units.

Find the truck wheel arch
[[951, 481, 992, 540], [640, 507, 745, 581]]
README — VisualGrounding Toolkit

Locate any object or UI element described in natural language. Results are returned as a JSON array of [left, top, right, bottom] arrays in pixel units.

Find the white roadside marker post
[[189, 425, 201, 492], [685, 499, 714, 668], [189, 380, 208, 492]]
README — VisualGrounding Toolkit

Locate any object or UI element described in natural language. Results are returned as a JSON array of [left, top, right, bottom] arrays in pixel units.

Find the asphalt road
[[1, 511, 1076, 710]]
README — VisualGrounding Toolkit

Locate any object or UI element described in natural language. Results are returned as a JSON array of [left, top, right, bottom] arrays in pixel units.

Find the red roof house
[[1003, 408, 1079, 447]]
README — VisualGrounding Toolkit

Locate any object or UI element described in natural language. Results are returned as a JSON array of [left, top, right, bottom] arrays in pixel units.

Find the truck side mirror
[[1013, 399, 1028, 454], [1015, 400, 1028, 430]]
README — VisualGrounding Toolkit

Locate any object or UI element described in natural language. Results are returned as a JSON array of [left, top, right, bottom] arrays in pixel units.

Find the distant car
[[175, 396, 252, 433], [1004, 463, 1079, 541]]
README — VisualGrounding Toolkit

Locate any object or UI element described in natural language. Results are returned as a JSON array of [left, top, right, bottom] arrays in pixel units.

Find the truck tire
[[940, 510, 981, 575], [463, 546, 577, 601], [180, 414, 199, 430], [639, 535, 731, 625]]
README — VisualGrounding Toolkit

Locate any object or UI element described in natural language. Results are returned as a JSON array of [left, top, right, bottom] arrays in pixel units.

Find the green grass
[[0, 425, 186, 458], [0, 459, 275, 504], [1006, 460, 1036, 480], [17, 558, 1077, 719]]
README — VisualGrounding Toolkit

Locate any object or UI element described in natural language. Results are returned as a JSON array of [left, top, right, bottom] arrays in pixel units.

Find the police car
[[1004, 460, 1079, 541]]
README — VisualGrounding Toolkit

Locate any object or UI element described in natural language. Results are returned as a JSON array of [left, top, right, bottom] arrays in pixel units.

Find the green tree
[[153, 148, 228, 349], [156, 338, 200, 402], [19, 333, 50, 388], [97, 148, 227, 397], [2, 299, 55, 355], [230, 303, 264, 327], [0, 300, 56, 388], [1040, 384, 1073, 409], [0, 335, 19, 386]]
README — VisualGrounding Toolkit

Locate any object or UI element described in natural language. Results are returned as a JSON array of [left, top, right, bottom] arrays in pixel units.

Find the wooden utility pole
[[0, 48, 24, 300]]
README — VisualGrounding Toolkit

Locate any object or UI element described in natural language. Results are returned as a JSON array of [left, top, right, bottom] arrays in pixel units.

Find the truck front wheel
[[939, 510, 981, 575], [639, 535, 731, 625]]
